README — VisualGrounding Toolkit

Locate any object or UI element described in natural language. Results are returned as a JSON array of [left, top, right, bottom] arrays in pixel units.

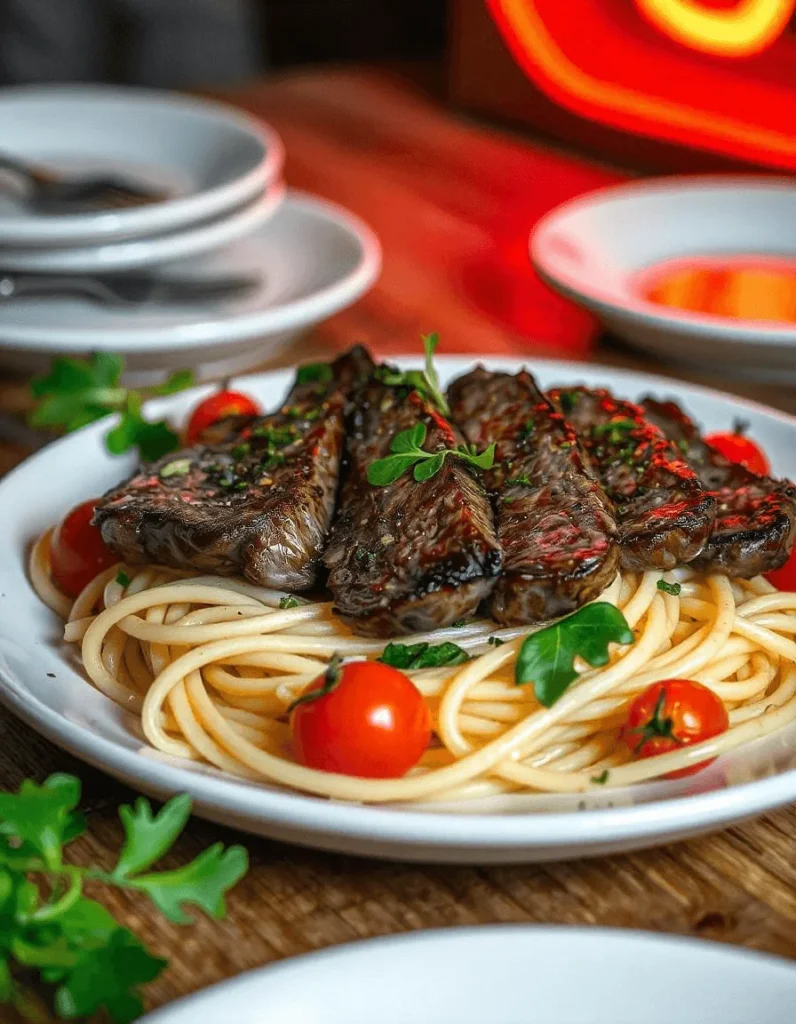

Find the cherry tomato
[[50, 499, 117, 599], [185, 390, 261, 446], [765, 547, 796, 591], [621, 679, 729, 779], [290, 659, 432, 778], [704, 430, 770, 476]]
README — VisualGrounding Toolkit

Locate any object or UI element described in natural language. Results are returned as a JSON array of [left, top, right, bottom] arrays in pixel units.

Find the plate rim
[[138, 924, 796, 1022], [2, 355, 796, 858], [531, 174, 796, 345], [0, 85, 283, 246], [0, 190, 382, 350]]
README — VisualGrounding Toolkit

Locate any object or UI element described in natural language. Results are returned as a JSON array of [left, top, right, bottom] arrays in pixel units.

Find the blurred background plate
[[531, 177, 796, 383], [0, 183, 285, 275], [140, 926, 796, 1024], [0, 190, 381, 383], [0, 85, 283, 246]]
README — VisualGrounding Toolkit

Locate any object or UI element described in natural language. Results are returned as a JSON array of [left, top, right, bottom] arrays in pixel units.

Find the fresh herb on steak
[[591, 418, 637, 443], [379, 641, 470, 669], [373, 333, 451, 416], [558, 390, 579, 413], [367, 422, 496, 486], [296, 362, 332, 385], [159, 458, 191, 479], [515, 603, 634, 707], [30, 353, 194, 461], [505, 474, 533, 487], [657, 579, 682, 596]]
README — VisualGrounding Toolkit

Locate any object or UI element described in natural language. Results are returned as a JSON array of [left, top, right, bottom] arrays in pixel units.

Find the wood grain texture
[[1, 68, 796, 1016]]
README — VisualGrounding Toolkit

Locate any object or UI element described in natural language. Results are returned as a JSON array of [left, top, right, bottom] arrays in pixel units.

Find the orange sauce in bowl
[[638, 256, 796, 324]]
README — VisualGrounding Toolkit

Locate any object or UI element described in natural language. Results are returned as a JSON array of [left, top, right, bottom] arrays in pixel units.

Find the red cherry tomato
[[704, 430, 770, 476], [766, 547, 796, 591], [50, 499, 117, 599], [621, 679, 729, 779], [185, 390, 261, 446], [290, 659, 432, 778]]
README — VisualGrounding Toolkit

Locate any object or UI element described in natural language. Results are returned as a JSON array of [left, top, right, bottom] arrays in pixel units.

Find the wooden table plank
[[2, 68, 796, 1016]]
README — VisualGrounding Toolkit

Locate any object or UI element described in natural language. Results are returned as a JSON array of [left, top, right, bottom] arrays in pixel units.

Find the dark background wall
[[262, 0, 447, 67]]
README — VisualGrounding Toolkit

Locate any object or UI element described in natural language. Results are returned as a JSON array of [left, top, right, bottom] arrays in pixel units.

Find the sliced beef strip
[[323, 373, 502, 637], [447, 367, 619, 625], [94, 347, 374, 589], [642, 397, 796, 577], [547, 387, 716, 572]]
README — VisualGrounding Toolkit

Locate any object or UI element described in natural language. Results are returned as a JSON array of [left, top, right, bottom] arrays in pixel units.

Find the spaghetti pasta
[[29, 528, 796, 805]]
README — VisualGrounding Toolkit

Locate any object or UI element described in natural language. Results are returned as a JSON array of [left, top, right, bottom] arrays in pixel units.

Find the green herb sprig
[[30, 354, 194, 462], [379, 641, 470, 670], [657, 579, 682, 597], [515, 603, 634, 707], [367, 422, 496, 487], [374, 333, 450, 416], [591, 418, 637, 445], [0, 775, 247, 1023]]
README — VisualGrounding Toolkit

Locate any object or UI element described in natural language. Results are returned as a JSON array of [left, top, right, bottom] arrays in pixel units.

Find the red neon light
[[487, 0, 796, 169], [634, 0, 795, 58]]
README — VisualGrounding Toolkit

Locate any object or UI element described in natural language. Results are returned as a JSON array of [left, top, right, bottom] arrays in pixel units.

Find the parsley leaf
[[296, 362, 332, 385], [591, 418, 637, 444], [29, 353, 193, 462], [115, 571, 131, 588], [367, 422, 497, 486], [379, 641, 470, 670], [515, 603, 634, 707], [374, 333, 451, 415], [0, 775, 83, 870], [114, 794, 192, 878], [279, 596, 305, 609], [591, 770, 610, 785], [657, 579, 682, 596]]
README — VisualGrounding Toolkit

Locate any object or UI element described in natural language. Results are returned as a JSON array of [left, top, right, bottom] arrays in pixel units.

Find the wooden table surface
[[2, 68, 796, 1018]]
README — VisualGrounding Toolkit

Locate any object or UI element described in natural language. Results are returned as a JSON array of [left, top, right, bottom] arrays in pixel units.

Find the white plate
[[531, 176, 796, 381], [0, 190, 381, 384], [0, 85, 282, 246], [0, 184, 285, 275], [2, 357, 796, 863], [140, 926, 796, 1024]]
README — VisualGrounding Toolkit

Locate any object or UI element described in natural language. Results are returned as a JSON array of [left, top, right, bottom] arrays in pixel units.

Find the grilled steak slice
[[447, 367, 619, 625], [94, 347, 374, 589], [548, 387, 716, 572], [323, 374, 502, 637], [642, 398, 796, 577]]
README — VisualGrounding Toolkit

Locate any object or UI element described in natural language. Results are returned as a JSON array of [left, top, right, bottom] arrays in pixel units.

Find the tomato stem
[[630, 687, 680, 753], [287, 653, 344, 713]]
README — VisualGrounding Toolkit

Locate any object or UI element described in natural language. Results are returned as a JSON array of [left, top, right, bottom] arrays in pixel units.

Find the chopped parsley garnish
[[519, 418, 535, 438], [379, 641, 470, 670], [657, 579, 682, 596], [355, 548, 377, 566], [487, 636, 505, 647], [591, 770, 610, 785], [367, 422, 496, 486], [677, 439, 690, 455], [373, 333, 450, 416], [115, 570, 132, 588], [515, 603, 634, 707], [558, 390, 579, 413], [251, 424, 296, 447], [159, 458, 191, 479], [505, 474, 532, 487], [278, 596, 305, 609], [592, 418, 637, 444], [296, 362, 332, 385], [29, 354, 193, 462], [231, 442, 251, 460], [452, 620, 468, 628]]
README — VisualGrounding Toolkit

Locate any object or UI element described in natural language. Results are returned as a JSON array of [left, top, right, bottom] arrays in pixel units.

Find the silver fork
[[0, 153, 170, 213], [0, 270, 259, 306]]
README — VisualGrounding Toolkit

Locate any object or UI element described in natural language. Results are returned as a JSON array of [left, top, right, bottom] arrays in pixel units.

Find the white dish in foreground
[[0, 190, 381, 384], [0, 184, 285, 276], [2, 357, 796, 863], [531, 176, 796, 380], [140, 926, 796, 1024], [0, 85, 282, 246]]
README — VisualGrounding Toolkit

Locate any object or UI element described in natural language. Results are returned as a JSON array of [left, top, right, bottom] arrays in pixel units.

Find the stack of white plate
[[0, 86, 381, 383]]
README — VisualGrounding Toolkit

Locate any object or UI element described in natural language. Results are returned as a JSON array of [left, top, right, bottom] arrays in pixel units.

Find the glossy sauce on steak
[[643, 398, 796, 577], [94, 348, 373, 589], [323, 373, 502, 637], [548, 387, 716, 571], [448, 368, 619, 625]]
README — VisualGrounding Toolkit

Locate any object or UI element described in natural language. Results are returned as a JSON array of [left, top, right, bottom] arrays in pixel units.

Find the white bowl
[[0, 183, 285, 275], [0, 85, 283, 246], [140, 927, 796, 1024], [531, 176, 796, 380], [0, 190, 381, 383]]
